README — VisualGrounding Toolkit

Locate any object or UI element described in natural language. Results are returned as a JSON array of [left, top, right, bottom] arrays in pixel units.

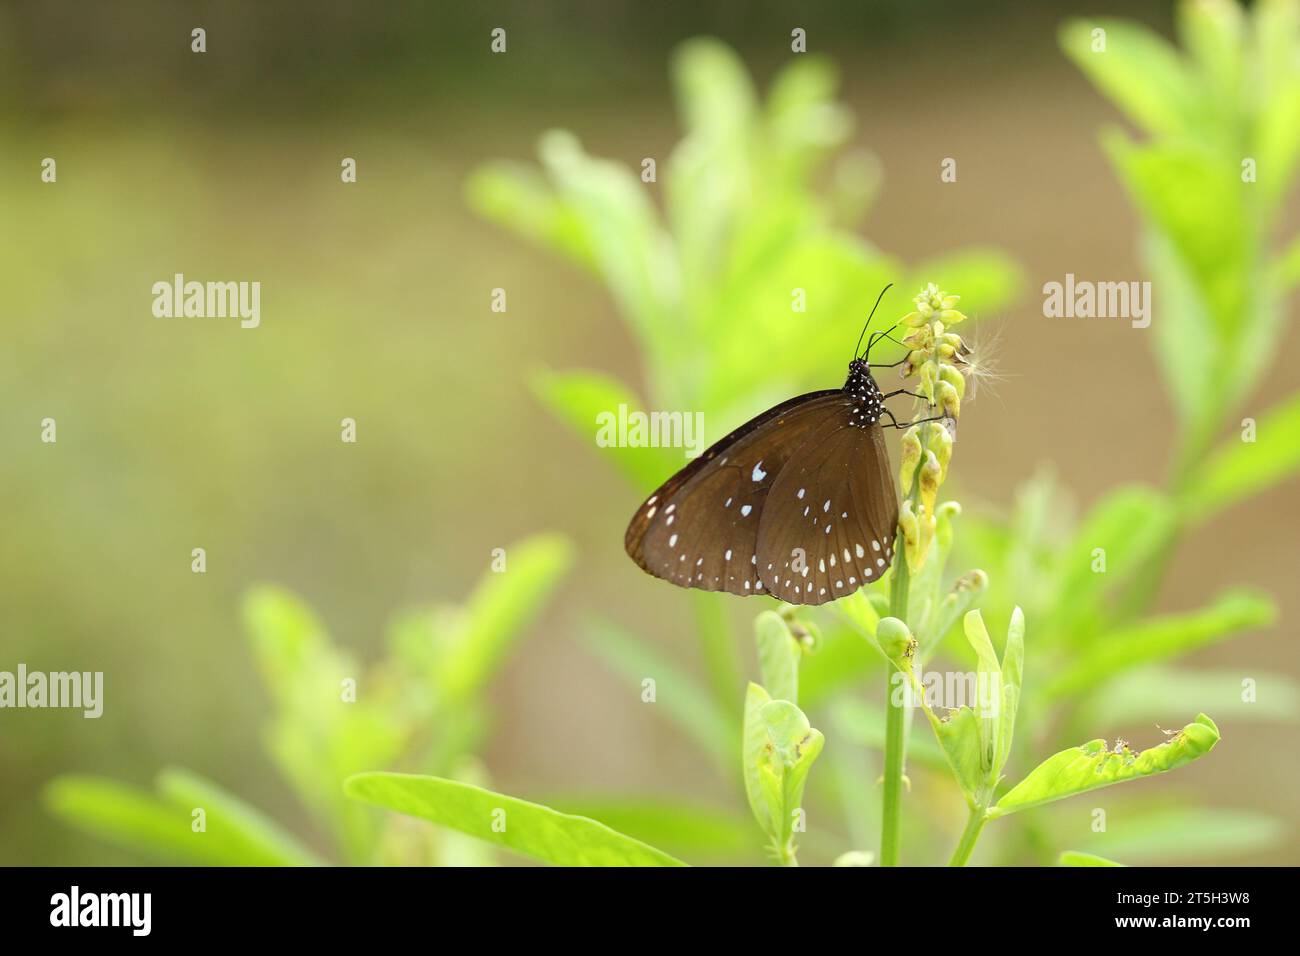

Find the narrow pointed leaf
[[345, 773, 685, 867]]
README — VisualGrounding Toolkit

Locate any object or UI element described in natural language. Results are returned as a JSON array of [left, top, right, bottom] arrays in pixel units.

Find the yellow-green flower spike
[[892, 283, 972, 573]]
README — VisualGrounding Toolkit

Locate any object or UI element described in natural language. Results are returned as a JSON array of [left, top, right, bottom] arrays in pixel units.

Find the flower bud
[[936, 379, 961, 419], [942, 332, 971, 356], [902, 325, 932, 350], [918, 450, 941, 518], [927, 422, 953, 484], [939, 362, 966, 401], [919, 362, 938, 403], [909, 506, 937, 574], [898, 498, 919, 553], [899, 426, 922, 495], [875, 617, 916, 662]]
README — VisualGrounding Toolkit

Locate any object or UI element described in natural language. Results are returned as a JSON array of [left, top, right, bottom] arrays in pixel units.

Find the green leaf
[[667, 38, 758, 299], [1104, 136, 1260, 413], [464, 161, 595, 268], [1059, 850, 1124, 867], [996, 607, 1025, 780], [345, 773, 685, 867], [926, 705, 985, 806], [45, 772, 324, 866], [1074, 665, 1300, 728], [154, 768, 325, 866], [1183, 391, 1300, 523], [754, 611, 799, 704], [1056, 804, 1285, 863], [581, 620, 734, 773], [1178, 0, 1243, 100], [1254, 0, 1300, 209], [46, 776, 214, 866], [756, 699, 824, 854], [537, 131, 680, 364], [241, 586, 406, 860], [741, 682, 776, 837], [918, 570, 988, 664], [963, 610, 1002, 784], [988, 714, 1221, 817], [1052, 484, 1176, 643], [1044, 589, 1276, 698], [1060, 19, 1199, 137], [544, 797, 753, 856], [532, 368, 677, 492], [242, 586, 329, 705], [1144, 231, 1217, 431], [438, 532, 574, 703]]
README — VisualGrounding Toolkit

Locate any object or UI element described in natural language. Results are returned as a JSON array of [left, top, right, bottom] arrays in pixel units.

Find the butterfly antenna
[[853, 283, 894, 360]]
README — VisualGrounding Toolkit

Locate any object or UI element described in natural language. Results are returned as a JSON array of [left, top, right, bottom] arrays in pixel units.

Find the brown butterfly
[[624, 287, 942, 606]]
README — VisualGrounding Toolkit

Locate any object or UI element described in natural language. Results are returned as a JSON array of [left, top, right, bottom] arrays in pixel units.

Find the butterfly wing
[[624, 390, 845, 597], [755, 417, 898, 606]]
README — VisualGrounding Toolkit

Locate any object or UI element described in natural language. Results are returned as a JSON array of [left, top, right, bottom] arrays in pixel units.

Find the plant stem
[[880, 531, 911, 867], [948, 804, 989, 867], [880, 664, 906, 867]]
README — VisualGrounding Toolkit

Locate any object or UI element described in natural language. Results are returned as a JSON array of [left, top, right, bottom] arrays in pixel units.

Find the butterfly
[[624, 287, 945, 606]]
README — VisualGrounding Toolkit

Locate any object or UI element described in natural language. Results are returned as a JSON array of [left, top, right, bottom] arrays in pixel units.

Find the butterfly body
[[624, 359, 898, 606]]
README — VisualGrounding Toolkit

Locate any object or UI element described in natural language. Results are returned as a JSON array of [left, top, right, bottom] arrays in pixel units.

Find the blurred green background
[[1, 0, 1298, 865]]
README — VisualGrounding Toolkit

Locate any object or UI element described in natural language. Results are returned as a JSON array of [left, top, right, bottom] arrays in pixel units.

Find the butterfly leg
[[881, 411, 951, 430]]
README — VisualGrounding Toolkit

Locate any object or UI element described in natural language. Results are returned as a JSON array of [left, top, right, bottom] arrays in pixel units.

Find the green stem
[[948, 804, 989, 867], [880, 532, 911, 867], [880, 664, 906, 867]]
